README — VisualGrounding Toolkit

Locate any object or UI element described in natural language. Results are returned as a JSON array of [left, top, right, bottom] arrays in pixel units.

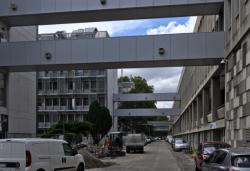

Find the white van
[[0, 138, 85, 171]]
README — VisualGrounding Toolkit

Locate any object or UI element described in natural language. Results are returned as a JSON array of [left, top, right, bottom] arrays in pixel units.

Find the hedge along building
[[0, 1, 226, 138], [172, 0, 250, 148]]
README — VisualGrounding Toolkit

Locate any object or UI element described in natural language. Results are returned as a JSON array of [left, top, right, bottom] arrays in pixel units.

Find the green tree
[[42, 121, 92, 144], [85, 101, 112, 144]]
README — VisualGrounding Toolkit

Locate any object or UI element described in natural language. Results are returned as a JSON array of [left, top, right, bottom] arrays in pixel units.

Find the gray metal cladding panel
[[0, 43, 11, 65], [25, 0, 42, 14], [120, 0, 137, 8], [41, 0, 56, 13], [103, 38, 120, 62], [71, 39, 87, 63], [0, 0, 9, 16], [205, 32, 224, 58], [55, 40, 71, 64], [137, 36, 154, 61], [171, 34, 188, 59], [188, 33, 206, 59], [153, 0, 171, 6], [87, 0, 119, 10], [154, 35, 171, 60], [137, 0, 154, 6], [40, 41, 56, 64], [26, 42, 41, 65], [10, 43, 27, 65], [119, 37, 137, 62], [55, 0, 71, 12], [72, 0, 87, 11], [9, 0, 26, 15], [87, 39, 104, 63]]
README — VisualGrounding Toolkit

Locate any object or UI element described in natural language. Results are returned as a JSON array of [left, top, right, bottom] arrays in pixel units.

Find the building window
[[45, 98, 52, 106], [75, 98, 82, 106], [53, 98, 59, 106], [37, 97, 43, 106], [38, 80, 42, 90], [45, 114, 50, 122], [83, 96, 89, 106], [68, 114, 74, 121], [38, 114, 44, 122], [68, 81, 73, 90], [83, 79, 89, 90], [243, 42, 248, 67], [98, 95, 105, 106], [53, 81, 58, 90], [52, 114, 59, 123], [60, 98, 67, 106]]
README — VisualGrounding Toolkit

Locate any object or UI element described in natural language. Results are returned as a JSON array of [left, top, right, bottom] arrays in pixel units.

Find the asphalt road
[[88, 141, 194, 171]]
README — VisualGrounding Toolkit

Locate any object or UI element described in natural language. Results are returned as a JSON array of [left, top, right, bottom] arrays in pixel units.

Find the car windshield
[[232, 155, 250, 168], [175, 139, 186, 144], [204, 144, 230, 155]]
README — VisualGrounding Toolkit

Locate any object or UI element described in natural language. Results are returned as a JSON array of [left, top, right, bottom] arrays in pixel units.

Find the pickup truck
[[125, 134, 145, 153]]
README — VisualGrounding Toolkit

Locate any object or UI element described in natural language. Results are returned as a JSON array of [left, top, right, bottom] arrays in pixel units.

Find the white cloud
[[146, 16, 197, 35]]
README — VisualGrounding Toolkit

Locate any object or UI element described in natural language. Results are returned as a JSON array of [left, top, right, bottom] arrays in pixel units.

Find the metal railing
[[38, 31, 109, 41]]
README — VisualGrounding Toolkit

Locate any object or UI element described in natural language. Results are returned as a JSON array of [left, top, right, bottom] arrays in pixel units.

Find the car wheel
[[141, 148, 144, 153], [126, 148, 130, 153], [77, 163, 85, 171]]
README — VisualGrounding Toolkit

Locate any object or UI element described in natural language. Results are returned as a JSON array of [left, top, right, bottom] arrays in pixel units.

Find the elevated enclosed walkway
[[114, 108, 180, 117], [0, 32, 224, 71], [113, 93, 180, 102], [0, 0, 223, 26]]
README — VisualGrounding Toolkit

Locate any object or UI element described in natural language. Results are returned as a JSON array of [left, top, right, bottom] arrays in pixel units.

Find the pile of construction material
[[78, 149, 114, 169]]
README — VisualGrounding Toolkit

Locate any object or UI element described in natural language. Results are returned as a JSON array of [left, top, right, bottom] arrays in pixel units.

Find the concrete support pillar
[[211, 78, 221, 121], [184, 113, 187, 131], [197, 95, 202, 127], [192, 103, 195, 129], [202, 88, 209, 125], [113, 116, 118, 131], [189, 107, 192, 130]]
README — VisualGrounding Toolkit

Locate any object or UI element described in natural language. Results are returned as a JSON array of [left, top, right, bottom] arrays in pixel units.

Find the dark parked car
[[202, 148, 250, 171], [194, 142, 231, 171]]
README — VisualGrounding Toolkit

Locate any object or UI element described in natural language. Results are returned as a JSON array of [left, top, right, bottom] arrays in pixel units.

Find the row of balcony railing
[[38, 106, 90, 111], [37, 88, 106, 95], [37, 70, 106, 78], [38, 31, 109, 41], [175, 105, 226, 134]]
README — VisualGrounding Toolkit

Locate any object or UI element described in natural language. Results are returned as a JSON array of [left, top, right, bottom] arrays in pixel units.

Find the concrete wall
[[224, 0, 250, 147], [173, 0, 250, 149], [107, 69, 118, 130], [7, 26, 37, 138]]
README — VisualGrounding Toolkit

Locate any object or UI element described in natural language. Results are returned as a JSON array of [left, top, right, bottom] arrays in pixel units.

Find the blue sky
[[39, 16, 197, 108]]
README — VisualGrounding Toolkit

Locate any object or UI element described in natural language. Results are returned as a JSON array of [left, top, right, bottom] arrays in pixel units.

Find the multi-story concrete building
[[0, 26, 37, 138], [172, 0, 250, 148], [37, 28, 118, 134]]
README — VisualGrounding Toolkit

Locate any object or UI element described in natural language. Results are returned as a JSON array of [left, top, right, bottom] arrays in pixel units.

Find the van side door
[[49, 142, 64, 170], [62, 143, 77, 171]]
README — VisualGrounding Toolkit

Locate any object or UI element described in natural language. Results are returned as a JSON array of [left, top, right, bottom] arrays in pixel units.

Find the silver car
[[173, 138, 189, 151], [202, 148, 250, 171]]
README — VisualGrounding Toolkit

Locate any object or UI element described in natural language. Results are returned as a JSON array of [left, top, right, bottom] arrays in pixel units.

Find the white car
[[0, 138, 85, 171]]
